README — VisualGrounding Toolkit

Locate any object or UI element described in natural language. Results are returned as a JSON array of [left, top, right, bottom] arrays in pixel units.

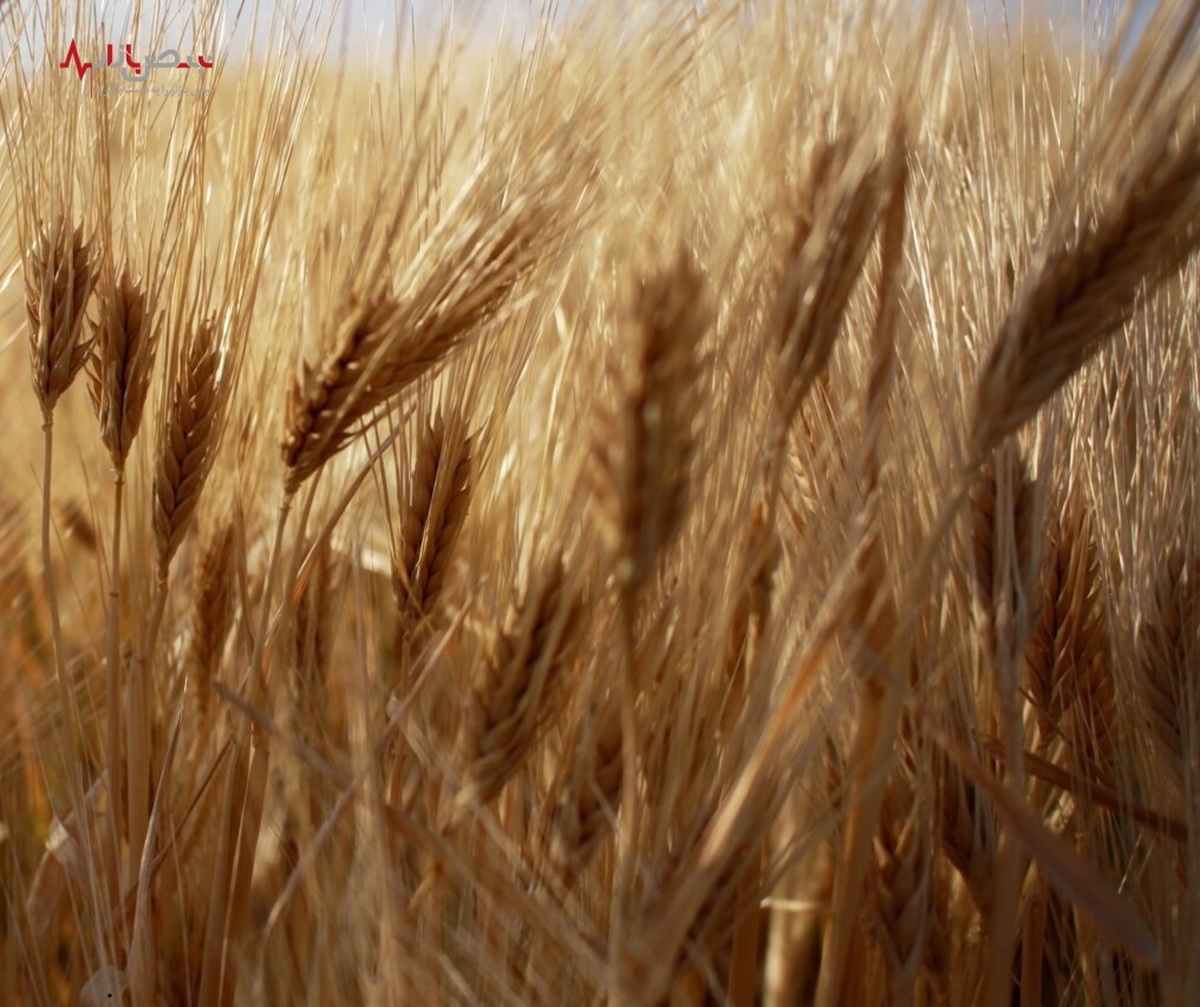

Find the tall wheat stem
[[196, 487, 293, 1007], [610, 587, 640, 1006], [103, 468, 128, 939], [41, 410, 117, 965], [40, 414, 76, 756]]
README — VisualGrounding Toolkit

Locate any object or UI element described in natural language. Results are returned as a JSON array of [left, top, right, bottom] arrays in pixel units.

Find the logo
[[59, 39, 213, 95]]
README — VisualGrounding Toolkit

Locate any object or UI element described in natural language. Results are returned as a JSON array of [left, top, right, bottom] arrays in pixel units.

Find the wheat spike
[[1025, 501, 1114, 774], [546, 696, 624, 885], [968, 448, 1039, 666], [456, 556, 581, 814], [282, 184, 550, 493], [25, 214, 97, 413], [872, 774, 932, 997], [391, 408, 473, 633], [1136, 548, 1200, 776], [771, 136, 884, 425], [971, 128, 1200, 455], [90, 268, 158, 468], [934, 737, 997, 914], [188, 518, 238, 706], [595, 249, 709, 595], [154, 321, 227, 574]]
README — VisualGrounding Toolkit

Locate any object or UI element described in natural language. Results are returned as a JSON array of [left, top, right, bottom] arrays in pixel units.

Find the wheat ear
[[970, 129, 1200, 456], [1136, 548, 1199, 785], [154, 320, 227, 576], [26, 214, 97, 414], [391, 408, 474, 634], [595, 248, 708, 596], [455, 555, 581, 815], [90, 268, 158, 468], [594, 248, 709, 997], [282, 189, 548, 493]]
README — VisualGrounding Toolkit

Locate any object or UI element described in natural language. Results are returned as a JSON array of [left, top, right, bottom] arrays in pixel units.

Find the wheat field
[[2, 0, 1200, 1004]]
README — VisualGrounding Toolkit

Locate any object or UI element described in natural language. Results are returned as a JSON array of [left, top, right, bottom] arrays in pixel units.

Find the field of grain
[[2, 1, 1200, 1004]]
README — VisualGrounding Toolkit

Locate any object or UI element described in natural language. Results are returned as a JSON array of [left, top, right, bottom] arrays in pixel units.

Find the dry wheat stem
[[88, 269, 159, 899], [196, 488, 297, 1007], [133, 319, 227, 866], [817, 530, 904, 1007], [24, 211, 97, 814], [930, 725, 1162, 970], [25, 216, 105, 950], [813, 125, 909, 1007]]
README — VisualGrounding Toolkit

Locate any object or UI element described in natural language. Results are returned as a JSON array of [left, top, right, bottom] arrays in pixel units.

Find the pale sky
[[8, 1, 1164, 71]]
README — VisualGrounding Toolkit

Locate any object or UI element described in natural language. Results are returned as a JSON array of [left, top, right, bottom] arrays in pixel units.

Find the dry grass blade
[[25, 213, 97, 413], [981, 739, 1187, 844], [932, 728, 1162, 970]]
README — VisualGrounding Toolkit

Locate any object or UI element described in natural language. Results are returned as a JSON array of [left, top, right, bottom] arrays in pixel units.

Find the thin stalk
[[610, 588, 639, 1007], [105, 472, 124, 808], [41, 413, 79, 760], [982, 652, 1026, 1007], [728, 602, 768, 1007], [817, 473, 973, 1007], [127, 562, 170, 874], [1021, 875, 1048, 1007], [727, 844, 766, 1007], [41, 410, 116, 967], [103, 468, 127, 941], [196, 487, 293, 1007]]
